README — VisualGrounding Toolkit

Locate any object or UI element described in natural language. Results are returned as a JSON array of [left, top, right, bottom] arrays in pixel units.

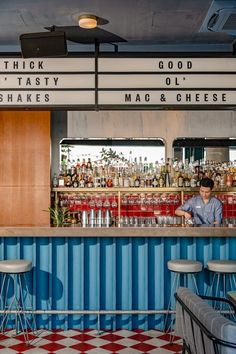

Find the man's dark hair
[[200, 177, 214, 190]]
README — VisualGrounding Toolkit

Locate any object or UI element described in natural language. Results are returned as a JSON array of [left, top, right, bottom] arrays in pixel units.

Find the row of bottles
[[52, 156, 236, 189]]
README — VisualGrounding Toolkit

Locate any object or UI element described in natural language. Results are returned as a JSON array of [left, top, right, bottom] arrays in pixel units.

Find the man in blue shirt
[[175, 177, 222, 226]]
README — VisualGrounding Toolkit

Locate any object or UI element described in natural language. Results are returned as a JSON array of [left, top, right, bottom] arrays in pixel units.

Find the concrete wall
[[68, 110, 236, 158], [51, 111, 67, 175]]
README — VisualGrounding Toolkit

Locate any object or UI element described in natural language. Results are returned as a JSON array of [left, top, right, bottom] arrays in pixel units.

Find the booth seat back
[[175, 287, 236, 354]]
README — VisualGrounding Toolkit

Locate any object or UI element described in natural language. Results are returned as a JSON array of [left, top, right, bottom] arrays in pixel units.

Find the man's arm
[[175, 198, 193, 220], [175, 208, 192, 219]]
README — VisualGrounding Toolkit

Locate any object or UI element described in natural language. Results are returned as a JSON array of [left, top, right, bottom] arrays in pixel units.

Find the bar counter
[[1, 227, 235, 331], [0, 226, 235, 237]]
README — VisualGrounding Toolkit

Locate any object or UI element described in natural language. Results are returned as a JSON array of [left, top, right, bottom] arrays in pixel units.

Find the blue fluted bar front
[[0, 236, 236, 330]]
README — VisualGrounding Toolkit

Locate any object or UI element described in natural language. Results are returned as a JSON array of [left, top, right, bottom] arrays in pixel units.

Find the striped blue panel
[[0, 236, 235, 330]]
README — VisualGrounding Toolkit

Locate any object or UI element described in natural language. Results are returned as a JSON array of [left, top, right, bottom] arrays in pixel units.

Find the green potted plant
[[46, 206, 70, 227]]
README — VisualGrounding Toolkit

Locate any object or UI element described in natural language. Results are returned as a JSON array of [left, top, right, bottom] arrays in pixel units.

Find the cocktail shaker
[[104, 210, 112, 227], [82, 210, 88, 227], [89, 209, 96, 227], [97, 210, 102, 227]]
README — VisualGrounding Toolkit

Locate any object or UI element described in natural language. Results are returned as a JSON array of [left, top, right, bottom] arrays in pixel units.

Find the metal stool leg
[[233, 274, 236, 289], [0, 275, 14, 333], [23, 273, 37, 334], [191, 274, 199, 294], [0, 272, 36, 344], [164, 272, 179, 332], [205, 272, 216, 296]]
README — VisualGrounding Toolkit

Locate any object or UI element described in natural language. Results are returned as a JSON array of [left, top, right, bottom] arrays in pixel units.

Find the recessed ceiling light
[[78, 14, 97, 29]]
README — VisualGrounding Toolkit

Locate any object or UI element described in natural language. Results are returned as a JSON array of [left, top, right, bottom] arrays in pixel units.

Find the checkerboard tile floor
[[0, 329, 182, 353]]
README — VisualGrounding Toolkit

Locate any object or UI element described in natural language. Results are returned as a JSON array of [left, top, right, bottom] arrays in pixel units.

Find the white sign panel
[[98, 57, 236, 107], [1, 58, 94, 72], [98, 91, 233, 105], [99, 74, 236, 89], [0, 91, 95, 106], [0, 56, 236, 108], [0, 57, 95, 107], [98, 58, 236, 72], [0, 74, 94, 89]]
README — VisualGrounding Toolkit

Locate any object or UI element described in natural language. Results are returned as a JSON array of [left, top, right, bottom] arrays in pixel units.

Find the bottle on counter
[[159, 174, 165, 188], [152, 175, 159, 188], [65, 169, 72, 187], [177, 172, 183, 188], [52, 173, 58, 187]]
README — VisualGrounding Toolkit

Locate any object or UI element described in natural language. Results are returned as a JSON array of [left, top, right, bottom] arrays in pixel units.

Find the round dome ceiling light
[[78, 14, 98, 29]]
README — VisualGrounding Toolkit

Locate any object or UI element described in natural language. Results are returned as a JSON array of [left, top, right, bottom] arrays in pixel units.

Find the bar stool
[[206, 260, 236, 297], [164, 259, 203, 332], [0, 259, 36, 343]]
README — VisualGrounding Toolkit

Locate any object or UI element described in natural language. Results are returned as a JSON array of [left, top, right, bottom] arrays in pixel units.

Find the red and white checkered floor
[[0, 329, 182, 353]]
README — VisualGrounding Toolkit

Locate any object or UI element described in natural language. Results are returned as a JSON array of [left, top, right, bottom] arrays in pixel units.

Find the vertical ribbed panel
[[0, 236, 235, 330]]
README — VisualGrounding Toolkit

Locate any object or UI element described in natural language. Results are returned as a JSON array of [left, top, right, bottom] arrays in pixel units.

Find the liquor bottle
[[196, 171, 204, 187], [65, 168, 72, 187], [133, 157, 138, 174], [159, 174, 165, 188], [184, 174, 190, 187], [143, 157, 148, 174], [72, 177, 79, 188], [145, 173, 152, 187], [52, 173, 58, 187], [134, 175, 140, 187], [113, 173, 119, 187], [87, 157, 92, 171], [177, 173, 183, 188], [61, 157, 67, 173], [87, 175, 94, 188], [129, 175, 135, 187], [123, 173, 130, 188], [226, 173, 233, 187], [152, 175, 159, 188], [79, 175, 85, 188], [233, 173, 236, 187], [190, 174, 197, 188], [101, 168, 107, 188], [171, 176, 178, 187], [107, 177, 113, 188], [128, 151, 133, 166], [76, 158, 81, 171], [138, 157, 143, 174], [71, 166, 77, 185], [165, 171, 171, 187], [81, 158, 87, 174], [58, 172, 65, 187], [140, 176, 145, 188]]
